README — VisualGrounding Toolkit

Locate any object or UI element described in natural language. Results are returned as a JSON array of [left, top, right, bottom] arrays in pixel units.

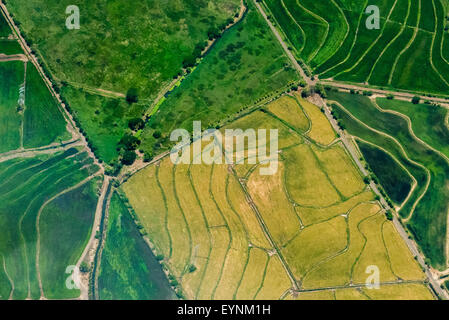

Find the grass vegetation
[[140, 0, 300, 156], [61, 86, 146, 163], [6, 0, 241, 99]]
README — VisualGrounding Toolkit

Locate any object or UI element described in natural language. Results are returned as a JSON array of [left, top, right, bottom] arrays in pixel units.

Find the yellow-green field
[[123, 94, 433, 300]]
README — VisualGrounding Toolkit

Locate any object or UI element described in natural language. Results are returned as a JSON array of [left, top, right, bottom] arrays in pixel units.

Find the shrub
[[128, 118, 145, 131], [121, 150, 137, 166], [118, 134, 141, 151], [411, 96, 420, 104], [143, 151, 153, 163], [153, 130, 162, 139], [188, 264, 197, 273], [126, 88, 139, 104], [155, 254, 164, 261], [80, 262, 89, 273]]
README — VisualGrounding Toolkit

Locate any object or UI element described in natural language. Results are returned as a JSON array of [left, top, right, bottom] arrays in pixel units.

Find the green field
[[23, 63, 70, 148], [2, 0, 444, 301], [264, 0, 449, 94], [0, 61, 23, 153], [0, 11, 11, 37], [0, 40, 23, 55], [376, 98, 449, 158], [0, 58, 71, 154], [358, 140, 413, 205], [98, 192, 175, 300], [0, 148, 101, 299], [5, 0, 240, 99], [140, 0, 299, 155], [328, 90, 449, 269], [39, 176, 101, 299]]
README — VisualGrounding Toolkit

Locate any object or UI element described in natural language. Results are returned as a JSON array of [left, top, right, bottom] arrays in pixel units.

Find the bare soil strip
[[0, 53, 27, 62], [76, 176, 111, 300]]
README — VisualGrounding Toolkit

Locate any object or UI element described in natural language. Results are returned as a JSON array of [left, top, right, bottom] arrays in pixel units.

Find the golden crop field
[[123, 94, 433, 300]]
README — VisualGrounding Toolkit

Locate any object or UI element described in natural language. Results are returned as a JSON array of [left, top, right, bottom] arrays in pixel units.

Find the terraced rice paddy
[[263, 0, 449, 94], [0, 148, 102, 300], [123, 94, 432, 299], [328, 90, 449, 269], [0, 15, 105, 300]]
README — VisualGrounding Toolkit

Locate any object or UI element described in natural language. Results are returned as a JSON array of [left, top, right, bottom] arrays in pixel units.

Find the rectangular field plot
[[1, 9, 72, 154], [0, 59, 72, 155], [122, 95, 429, 299], [23, 63, 70, 148], [0, 61, 23, 153], [0, 12, 11, 37], [0, 40, 23, 55]]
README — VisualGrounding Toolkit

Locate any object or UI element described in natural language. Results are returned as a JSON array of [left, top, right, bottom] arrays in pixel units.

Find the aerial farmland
[[0, 0, 448, 305]]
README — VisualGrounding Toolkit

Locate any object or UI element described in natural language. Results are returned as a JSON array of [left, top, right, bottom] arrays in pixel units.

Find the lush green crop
[[98, 192, 174, 300], [0, 149, 101, 299], [266, 0, 449, 95], [0, 12, 10, 37], [39, 177, 101, 299], [0, 61, 23, 153], [376, 98, 449, 158], [358, 140, 413, 204], [0, 40, 23, 55]]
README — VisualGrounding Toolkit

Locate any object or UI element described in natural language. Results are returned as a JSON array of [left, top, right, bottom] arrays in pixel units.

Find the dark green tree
[[126, 87, 139, 104]]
